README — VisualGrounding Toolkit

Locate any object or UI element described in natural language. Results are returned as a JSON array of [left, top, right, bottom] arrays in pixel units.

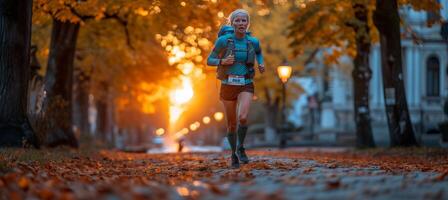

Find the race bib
[[227, 75, 245, 85]]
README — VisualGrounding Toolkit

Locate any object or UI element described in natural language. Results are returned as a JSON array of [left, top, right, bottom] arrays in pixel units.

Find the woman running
[[207, 9, 265, 168]]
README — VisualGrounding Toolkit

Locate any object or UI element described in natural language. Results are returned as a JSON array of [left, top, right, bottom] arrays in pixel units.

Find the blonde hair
[[227, 9, 250, 28]]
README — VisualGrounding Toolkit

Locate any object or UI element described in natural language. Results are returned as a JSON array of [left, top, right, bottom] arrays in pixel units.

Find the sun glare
[[156, 26, 213, 151], [169, 106, 183, 124], [169, 77, 193, 106]]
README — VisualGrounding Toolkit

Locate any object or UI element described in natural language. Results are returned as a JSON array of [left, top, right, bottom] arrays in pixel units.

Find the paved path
[[1, 148, 447, 200], [178, 154, 447, 200]]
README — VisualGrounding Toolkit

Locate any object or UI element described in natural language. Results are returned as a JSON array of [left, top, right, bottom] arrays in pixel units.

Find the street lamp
[[155, 128, 165, 136], [190, 123, 198, 131], [214, 112, 224, 122], [277, 63, 292, 148], [277, 65, 293, 83], [202, 116, 211, 124]]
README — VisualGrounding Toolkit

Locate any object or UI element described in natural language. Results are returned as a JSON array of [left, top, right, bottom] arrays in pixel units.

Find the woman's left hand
[[258, 64, 265, 74]]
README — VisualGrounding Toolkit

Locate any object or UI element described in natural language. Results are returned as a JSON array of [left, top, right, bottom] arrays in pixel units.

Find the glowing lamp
[[190, 123, 198, 131], [181, 128, 189, 135], [277, 65, 292, 83], [155, 128, 165, 136], [214, 112, 224, 121], [202, 116, 211, 124]]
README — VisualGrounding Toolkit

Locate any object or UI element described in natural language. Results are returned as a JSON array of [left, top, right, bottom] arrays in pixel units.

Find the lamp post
[[277, 64, 292, 148]]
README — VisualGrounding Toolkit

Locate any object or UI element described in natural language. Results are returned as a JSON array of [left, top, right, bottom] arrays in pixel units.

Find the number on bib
[[227, 75, 245, 85]]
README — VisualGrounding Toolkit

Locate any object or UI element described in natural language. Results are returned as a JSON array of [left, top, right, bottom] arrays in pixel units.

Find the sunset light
[[169, 77, 193, 106], [8, 1, 445, 198], [155, 25, 213, 152]]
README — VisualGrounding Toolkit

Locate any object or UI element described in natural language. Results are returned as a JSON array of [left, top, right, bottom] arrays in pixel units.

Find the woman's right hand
[[221, 55, 235, 65]]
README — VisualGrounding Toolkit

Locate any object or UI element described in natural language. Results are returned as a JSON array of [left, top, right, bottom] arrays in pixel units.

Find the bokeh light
[[214, 112, 224, 121], [202, 116, 211, 124]]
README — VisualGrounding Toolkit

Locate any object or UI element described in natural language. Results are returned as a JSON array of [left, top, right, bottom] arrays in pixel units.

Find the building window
[[426, 56, 440, 97]]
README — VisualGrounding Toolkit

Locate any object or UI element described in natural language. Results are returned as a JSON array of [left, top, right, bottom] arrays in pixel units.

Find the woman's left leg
[[236, 91, 253, 163]]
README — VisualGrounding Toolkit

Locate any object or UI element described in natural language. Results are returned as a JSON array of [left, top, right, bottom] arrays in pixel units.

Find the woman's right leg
[[221, 99, 238, 168]]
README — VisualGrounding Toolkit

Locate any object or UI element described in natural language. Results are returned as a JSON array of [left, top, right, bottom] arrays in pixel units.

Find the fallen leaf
[[326, 179, 341, 190], [18, 177, 30, 190]]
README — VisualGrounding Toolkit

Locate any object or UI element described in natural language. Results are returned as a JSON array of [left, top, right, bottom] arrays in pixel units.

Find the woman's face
[[232, 14, 249, 34]]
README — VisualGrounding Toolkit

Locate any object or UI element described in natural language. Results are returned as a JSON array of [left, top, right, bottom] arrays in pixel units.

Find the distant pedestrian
[[177, 137, 184, 153], [207, 9, 265, 168]]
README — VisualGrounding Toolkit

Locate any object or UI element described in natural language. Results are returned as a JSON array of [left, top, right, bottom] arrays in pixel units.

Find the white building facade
[[309, 1, 448, 145]]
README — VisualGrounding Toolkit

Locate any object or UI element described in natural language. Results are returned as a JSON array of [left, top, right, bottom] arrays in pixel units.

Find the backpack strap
[[245, 38, 256, 79], [226, 38, 235, 56], [217, 38, 235, 58], [246, 39, 254, 65]]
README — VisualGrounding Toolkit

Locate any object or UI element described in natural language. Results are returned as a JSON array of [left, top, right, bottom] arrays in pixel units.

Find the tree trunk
[[349, 3, 375, 148], [96, 96, 108, 141], [373, 0, 418, 146], [96, 82, 113, 144], [74, 70, 90, 140], [0, 0, 38, 147], [43, 19, 80, 147]]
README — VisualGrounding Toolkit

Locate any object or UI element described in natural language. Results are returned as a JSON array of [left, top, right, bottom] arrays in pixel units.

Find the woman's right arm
[[207, 37, 224, 66]]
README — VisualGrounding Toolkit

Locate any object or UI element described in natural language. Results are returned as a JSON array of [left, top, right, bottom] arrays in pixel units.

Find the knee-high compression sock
[[237, 125, 248, 149], [227, 132, 237, 154]]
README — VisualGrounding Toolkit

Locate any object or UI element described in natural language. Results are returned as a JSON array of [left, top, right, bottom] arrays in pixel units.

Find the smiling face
[[231, 14, 249, 34]]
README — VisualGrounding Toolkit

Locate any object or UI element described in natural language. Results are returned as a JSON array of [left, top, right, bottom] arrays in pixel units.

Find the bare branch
[[57, 2, 135, 50], [103, 13, 134, 50], [304, 48, 320, 65]]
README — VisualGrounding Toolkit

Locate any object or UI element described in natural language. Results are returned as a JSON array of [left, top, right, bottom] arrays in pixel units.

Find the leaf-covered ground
[[1, 147, 447, 200]]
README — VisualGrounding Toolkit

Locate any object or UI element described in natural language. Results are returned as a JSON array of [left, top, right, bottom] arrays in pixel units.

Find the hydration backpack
[[216, 25, 256, 81]]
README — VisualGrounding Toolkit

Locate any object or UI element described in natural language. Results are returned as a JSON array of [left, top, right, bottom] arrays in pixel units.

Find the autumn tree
[[288, 0, 440, 147], [0, 0, 38, 147], [347, 3, 375, 147], [372, 0, 413, 146], [372, 0, 434, 146], [240, 1, 304, 141], [288, 0, 376, 147], [371, 0, 441, 146], [32, 0, 240, 146], [32, 0, 182, 146]]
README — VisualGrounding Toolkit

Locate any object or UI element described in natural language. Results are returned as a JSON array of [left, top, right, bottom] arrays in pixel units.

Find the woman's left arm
[[254, 39, 265, 73]]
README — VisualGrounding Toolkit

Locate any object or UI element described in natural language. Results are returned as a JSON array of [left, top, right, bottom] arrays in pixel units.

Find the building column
[[405, 45, 415, 106], [320, 103, 336, 129], [413, 45, 422, 105], [370, 44, 383, 109], [332, 68, 346, 105]]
